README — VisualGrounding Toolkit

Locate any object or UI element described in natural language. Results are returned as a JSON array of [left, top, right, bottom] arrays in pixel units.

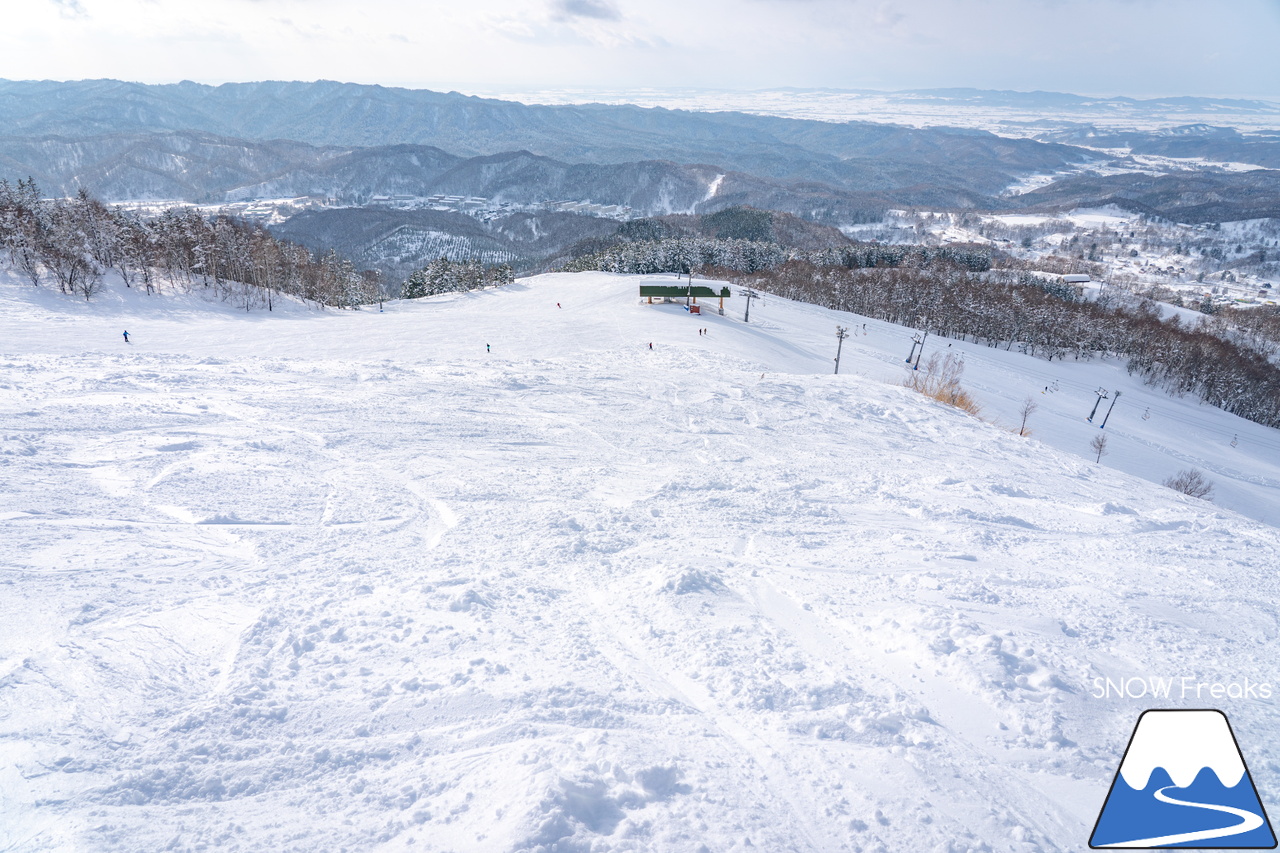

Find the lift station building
[[639, 284, 731, 315]]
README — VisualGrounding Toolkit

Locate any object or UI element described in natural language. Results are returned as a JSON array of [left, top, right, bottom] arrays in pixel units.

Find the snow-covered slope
[[3, 273, 1280, 852], [7, 271, 1278, 526]]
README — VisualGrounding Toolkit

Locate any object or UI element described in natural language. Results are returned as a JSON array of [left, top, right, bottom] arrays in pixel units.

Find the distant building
[[640, 284, 731, 314]]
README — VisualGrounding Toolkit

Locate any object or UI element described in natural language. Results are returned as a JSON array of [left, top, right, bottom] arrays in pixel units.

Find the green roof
[[639, 285, 731, 298]]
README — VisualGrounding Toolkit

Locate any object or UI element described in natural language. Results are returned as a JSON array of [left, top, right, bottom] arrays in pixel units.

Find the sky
[[6, 0, 1280, 99]]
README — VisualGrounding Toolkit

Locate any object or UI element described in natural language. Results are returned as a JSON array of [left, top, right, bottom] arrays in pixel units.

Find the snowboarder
[[122, 330, 130, 343], [557, 302, 561, 308]]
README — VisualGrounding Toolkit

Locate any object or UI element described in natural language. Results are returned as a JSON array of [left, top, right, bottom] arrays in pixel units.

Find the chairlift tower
[[742, 288, 759, 323], [906, 334, 922, 366], [1088, 387, 1109, 422], [906, 331, 928, 370], [834, 326, 849, 375], [1100, 390, 1122, 428]]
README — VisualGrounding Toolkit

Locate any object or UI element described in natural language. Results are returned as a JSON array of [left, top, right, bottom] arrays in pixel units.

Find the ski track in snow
[[2, 272, 1280, 851]]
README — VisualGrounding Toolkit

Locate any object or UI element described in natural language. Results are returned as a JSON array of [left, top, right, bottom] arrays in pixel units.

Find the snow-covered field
[[4, 272, 1280, 851], [855, 206, 1280, 298], [478, 87, 1280, 136]]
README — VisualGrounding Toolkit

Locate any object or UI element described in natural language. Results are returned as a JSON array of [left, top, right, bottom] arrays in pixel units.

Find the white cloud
[[549, 0, 622, 22], [50, 0, 88, 18], [0, 0, 1273, 97]]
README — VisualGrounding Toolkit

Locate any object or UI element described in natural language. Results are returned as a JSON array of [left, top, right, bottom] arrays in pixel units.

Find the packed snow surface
[[3, 272, 1280, 852]]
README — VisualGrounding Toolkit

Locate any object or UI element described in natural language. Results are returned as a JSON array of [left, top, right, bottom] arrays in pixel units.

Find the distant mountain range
[[1038, 124, 1280, 168], [1016, 169, 1280, 223], [889, 88, 1280, 114], [8, 80, 1279, 218], [1, 78, 1278, 277], [0, 130, 998, 222], [0, 78, 1089, 197], [482, 85, 1280, 141]]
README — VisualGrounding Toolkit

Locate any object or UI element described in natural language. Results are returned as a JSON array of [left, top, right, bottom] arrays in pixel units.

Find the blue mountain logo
[[1091, 709, 1276, 848]]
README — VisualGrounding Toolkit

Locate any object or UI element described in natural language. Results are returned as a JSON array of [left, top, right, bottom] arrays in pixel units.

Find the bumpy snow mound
[[660, 568, 729, 596]]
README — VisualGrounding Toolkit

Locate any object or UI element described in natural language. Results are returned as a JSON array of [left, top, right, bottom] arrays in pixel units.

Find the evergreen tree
[[402, 267, 429, 299]]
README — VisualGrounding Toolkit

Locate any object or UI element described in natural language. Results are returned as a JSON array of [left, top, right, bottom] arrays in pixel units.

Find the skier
[[648, 342, 653, 350], [557, 302, 561, 308], [486, 343, 491, 353], [122, 330, 130, 344]]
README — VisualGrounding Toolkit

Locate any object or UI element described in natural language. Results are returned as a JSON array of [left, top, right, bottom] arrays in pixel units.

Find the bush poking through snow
[[1163, 468, 1215, 500], [903, 353, 981, 417], [1018, 396, 1038, 436]]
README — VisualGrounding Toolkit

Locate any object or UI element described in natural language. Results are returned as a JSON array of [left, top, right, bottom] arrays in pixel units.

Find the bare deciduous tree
[[0, 187, 394, 310], [0, 178, 48, 287], [903, 352, 981, 416], [1090, 433, 1108, 463], [1018, 396, 1038, 436], [718, 256, 1280, 430], [1163, 469, 1214, 500]]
